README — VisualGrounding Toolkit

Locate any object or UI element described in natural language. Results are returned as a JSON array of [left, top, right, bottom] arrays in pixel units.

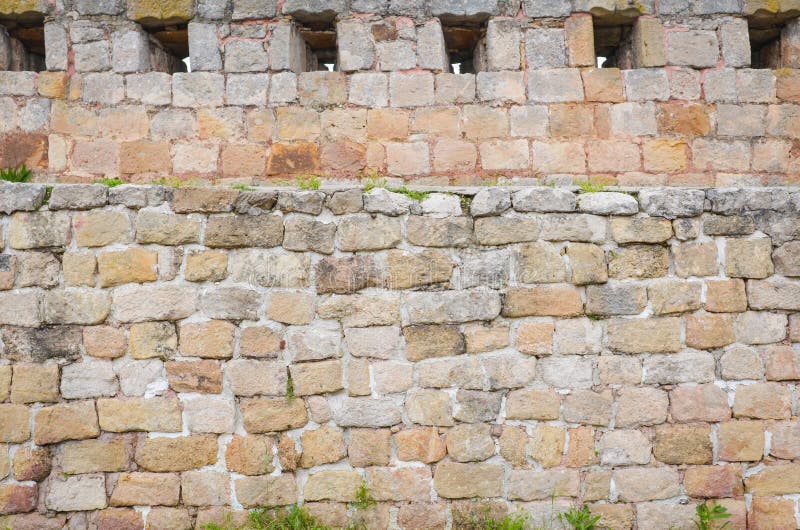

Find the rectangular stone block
[[98, 397, 182, 432], [666, 30, 720, 68], [565, 14, 594, 67], [528, 69, 584, 102], [189, 22, 221, 71], [630, 17, 665, 67], [34, 401, 99, 445], [486, 19, 520, 70], [173, 73, 224, 107]]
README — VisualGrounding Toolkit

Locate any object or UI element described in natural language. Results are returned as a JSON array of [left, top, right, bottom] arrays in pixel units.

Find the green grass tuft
[[559, 506, 601, 530], [43, 185, 53, 205], [362, 176, 386, 192], [0, 164, 32, 183], [387, 185, 430, 201], [151, 176, 189, 188], [93, 177, 124, 187], [200, 505, 333, 530], [577, 181, 607, 194], [694, 502, 731, 530], [296, 174, 321, 190], [201, 502, 604, 530], [285, 374, 295, 401], [484, 513, 529, 530], [231, 184, 254, 191], [351, 481, 376, 511]]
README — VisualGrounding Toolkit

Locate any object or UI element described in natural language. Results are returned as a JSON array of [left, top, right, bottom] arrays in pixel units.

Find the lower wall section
[[0, 183, 799, 529]]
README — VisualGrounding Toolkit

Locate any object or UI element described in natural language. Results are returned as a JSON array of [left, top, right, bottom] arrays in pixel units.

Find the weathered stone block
[[34, 401, 99, 445]]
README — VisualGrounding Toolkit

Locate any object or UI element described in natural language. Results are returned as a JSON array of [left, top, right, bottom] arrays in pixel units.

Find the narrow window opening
[[0, 13, 45, 71], [299, 22, 337, 71], [147, 24, 190, 73], [747, 14, 798, 68], [442, 24, 486, 74], [592, 14, 636, 69]]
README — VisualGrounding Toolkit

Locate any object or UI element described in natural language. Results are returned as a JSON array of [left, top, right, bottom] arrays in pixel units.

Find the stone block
[[667, 30, 719, 67], [528, 68, 584, 102], [110, 472, 180, 507], [134, 435, 217, 472], [241, 397, 308, 433], [485, 19, 520, 70], [34, 401, 99, 445], [62, 439, 128, 475], [476, 71, 526, 104], [337, 19, 375, 71], [433, 462, 503, 499], [614, 467, 680, 502], [46, 475, 106, 512], [173, 73, 224, 107], [565, 14, 594, 67], [298, 72, 347, 107], [390, 72, 434, 107], [525, 28, 566, 69], [624, 68, 669, 100], [378, 39, 416, 71]]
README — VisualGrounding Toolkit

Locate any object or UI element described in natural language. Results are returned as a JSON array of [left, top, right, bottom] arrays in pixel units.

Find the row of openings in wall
[[148, 19, 338, 72], [2, 14, 799, 73], [595, 11, 800, 69]]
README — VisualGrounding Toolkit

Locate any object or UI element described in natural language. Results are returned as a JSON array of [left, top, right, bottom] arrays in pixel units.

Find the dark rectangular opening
[[747, 14, 798, 68], [147, 24, 189, 73], [593, 14, 636, 68], [300, 23, 337, 72], [0, 13, 45, 71], [442, 24, 485, 74]]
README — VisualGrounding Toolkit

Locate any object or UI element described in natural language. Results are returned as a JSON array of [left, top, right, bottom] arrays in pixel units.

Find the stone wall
[[0, 182, 799, 528], [0, 0, 799, 185]]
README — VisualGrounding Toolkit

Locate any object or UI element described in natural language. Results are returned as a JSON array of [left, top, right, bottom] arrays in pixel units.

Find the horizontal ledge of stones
[[1, 182, 798, 218], [6, 0, 800, 20]]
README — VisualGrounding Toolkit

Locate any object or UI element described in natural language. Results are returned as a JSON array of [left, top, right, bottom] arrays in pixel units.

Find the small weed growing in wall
[[387, 185, 430, 201], [0, 164, 32, 183], [359, 173, 431, 201], [576, 181, 606, 194], [201, 504, 603, 530], [93, 177, 124, 187], [231, 184, 254, 191], [694, 502, 731, 530], [351, 481, 375, 511], [362, 176, 386, 192], [201, 506, 328, 530], [151, 176, 189, 188], [296, 174, 321, 190], [558, 506, 601, 530], [285, 374, 295, 401], [482, 512, 529, 530]]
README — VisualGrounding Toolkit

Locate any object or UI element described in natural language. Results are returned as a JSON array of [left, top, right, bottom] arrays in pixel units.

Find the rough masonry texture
[[0, 183, 799, 529], [0, 0, 798, 184]]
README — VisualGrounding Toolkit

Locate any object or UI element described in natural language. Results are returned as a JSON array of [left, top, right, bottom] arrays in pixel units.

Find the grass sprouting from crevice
[[0, 164, 31, 183], [93, 177, 124, 187]]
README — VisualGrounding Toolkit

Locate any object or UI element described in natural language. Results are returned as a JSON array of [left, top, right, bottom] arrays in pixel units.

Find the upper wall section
[[1, 0, 800, 185]]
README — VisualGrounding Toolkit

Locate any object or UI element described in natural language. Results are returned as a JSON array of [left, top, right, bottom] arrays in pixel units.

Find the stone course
[[0, 184, 796, 528]]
